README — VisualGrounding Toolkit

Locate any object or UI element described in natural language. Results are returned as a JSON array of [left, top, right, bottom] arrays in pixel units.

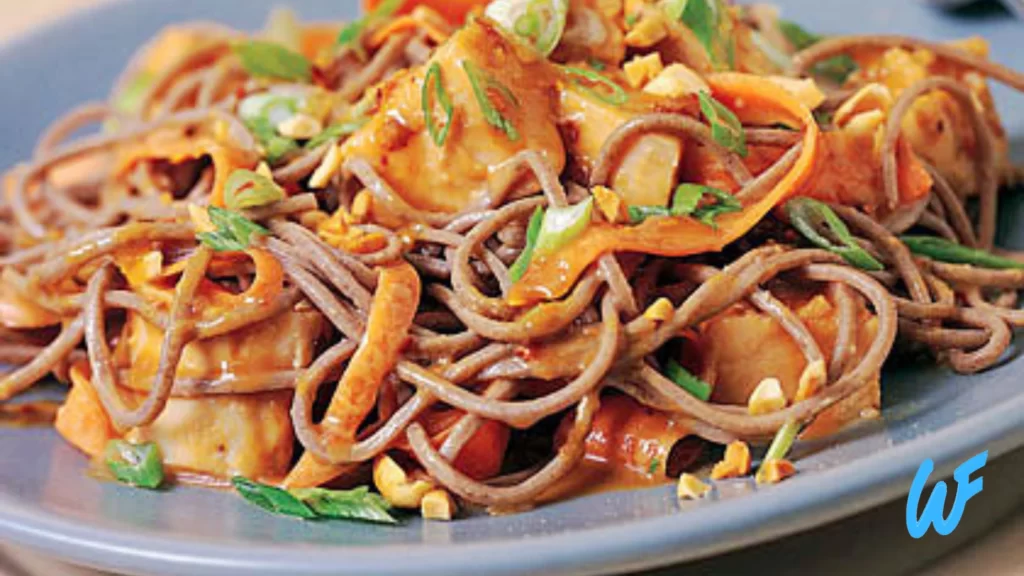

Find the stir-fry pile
[[1, 0, 1023, 522]]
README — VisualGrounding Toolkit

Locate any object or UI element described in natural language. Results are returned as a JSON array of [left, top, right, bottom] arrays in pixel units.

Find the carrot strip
[[285, 261, 421, 488], [509, 73, 820, 305]]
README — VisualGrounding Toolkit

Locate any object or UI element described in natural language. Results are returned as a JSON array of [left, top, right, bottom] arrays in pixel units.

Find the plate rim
[[1, 1, 1023, 575]]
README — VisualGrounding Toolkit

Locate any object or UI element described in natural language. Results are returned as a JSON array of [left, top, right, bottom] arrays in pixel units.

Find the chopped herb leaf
[[698, 91, 748, 157], [777, 19, 857, 84], [787, 198, 884, 271], [197, 206, 270, 252], [304, 121, 367, 150], [232, 477, 317, 519], [291, 487, 398, 525], [901, 236, 1024, 270], [562, 66, 628, 106], [691, 186, 742, 228], [461, 60, 520, 141], [232, 40, 312, 83]]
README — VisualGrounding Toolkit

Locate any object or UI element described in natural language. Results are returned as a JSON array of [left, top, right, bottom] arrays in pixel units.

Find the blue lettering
[[906, 450, 987, 538]]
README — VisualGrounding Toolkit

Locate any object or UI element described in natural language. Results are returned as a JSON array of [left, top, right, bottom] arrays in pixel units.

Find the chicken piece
[[116, 308, 327, 393], [850, 38, 1009, 197], [559, 82, 685, 208], [341, 19, 566, 215], [682, 285, 881, 437]]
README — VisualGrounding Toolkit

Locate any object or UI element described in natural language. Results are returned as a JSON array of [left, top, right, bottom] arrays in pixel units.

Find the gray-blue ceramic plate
[[0, 1, 1022, 575]]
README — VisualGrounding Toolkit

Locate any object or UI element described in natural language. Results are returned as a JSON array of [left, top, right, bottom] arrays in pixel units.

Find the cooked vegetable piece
[[105, 440, 165, 490], [223, 169, 285, 211], [901, 236, 1024, 270], [698, 91, 748, 157], [196, 207, 270, 252], [291, 486, 399, 524], [233, 476, 317, 519], [232, 41, 313, 82], [533, 198, 593, 256], [508, 206, 545, 282], [665, 359, 713, 401], [562, 66, 629, 106], [787, 198, 884, 271], [462, 60, 521, 141], [423, 62, 454, 146], [485, 0, 570, 56]]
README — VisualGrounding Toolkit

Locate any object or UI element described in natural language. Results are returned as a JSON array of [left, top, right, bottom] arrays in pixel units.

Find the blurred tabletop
[[0, 1, 1022, 575]]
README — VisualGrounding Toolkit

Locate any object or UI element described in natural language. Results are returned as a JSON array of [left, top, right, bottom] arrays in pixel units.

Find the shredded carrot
[[205, 248, 285, 308], [285, 261, 421, 488], [368, 15, 450, 49], [508, 73, 820, 305]]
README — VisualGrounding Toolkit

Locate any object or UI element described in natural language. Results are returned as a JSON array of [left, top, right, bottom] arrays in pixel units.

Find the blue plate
[[0, 1, 1022, 575]]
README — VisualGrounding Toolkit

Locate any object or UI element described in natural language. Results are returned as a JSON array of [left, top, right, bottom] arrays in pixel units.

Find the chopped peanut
[[643, 64, 709, 98], [643, 297, 675, 323], [795, 359, 827, 402], [592, 185, 629, 224], [309, 142, 343, 189], [350, 190, 374, 223], [764, 77, 826, 111], [624, 53, 664, 89], [299, 210, 330, 229], [624, 12, 668, 48], [277, 113, 324, 140], [255, 161, 274, 180], [421, 489, 458, 521], [834, 83, 894, 128], [756, 459, 797, 485], [710, 441, 752, 480], [187, 204, 215, 233], [676, 473, 711, 500], [748, 377, 787, 415], [373, 455, 435, 509]]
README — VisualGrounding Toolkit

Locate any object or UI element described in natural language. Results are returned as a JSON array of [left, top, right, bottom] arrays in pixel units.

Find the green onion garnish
[[223, 169, 285, 211], [691, 185, 742, 228], [197, 207, 271, 253], [680, 0, 720, 60], [461, 60, 520, 141], [232, 477, 398, 524], [232, 40, 313, 83], [665, 359, 713, 401], [777, 19, 857, 84], [104, 440, 164, 490], [304, 121, 367, 150], [787, 198, 884, 271], [763, 419, 800, 462], [508, 206, 545, 283], [534, 198, 593, 256], [291, 486, 398, 524], [337, 0, 405, 48], [423, 63, 454, 147], [627, 183, 739, 227], [698, 91, 748, 158], [115, 72, 155, 115], [563, 66, 629, 106], [901, 236, 1024, 270], [485, 0, 570, 56]]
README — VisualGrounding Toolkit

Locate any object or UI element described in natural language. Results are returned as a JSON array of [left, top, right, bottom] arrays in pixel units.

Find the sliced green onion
[[563, 66, 629, 106], [698, 91, 748, 158], [901, 236, 1024, 270], [291, 487, 398, 525], [232, 40, 312, 83], [423, 63, 454, 147], [534, 198, 593, 256], [485, 0, 570, 56], [648, 457, 661, 475], [461, 60, 520, 141], [624, 13, 639, 27], [777, 19, 857, 84], [665, 359, 713, 402], [197, 207, 270, 253], [337, 0, 405, 47], [627, 183, 736, 226], [232, 477, 317, 519], [238, 94, 303, 163], [508, 206, 545, 282], [763, 419, 800, 462], [115, 72, 155, 115], [304, 121, 367, 150], [787, 198, 884, 271], [691, 185, 742, 228], [104, 440, 164, 490], [224, 169, 285, 211], [586, 57, 607, 71], [680, 0, 720, 60]]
